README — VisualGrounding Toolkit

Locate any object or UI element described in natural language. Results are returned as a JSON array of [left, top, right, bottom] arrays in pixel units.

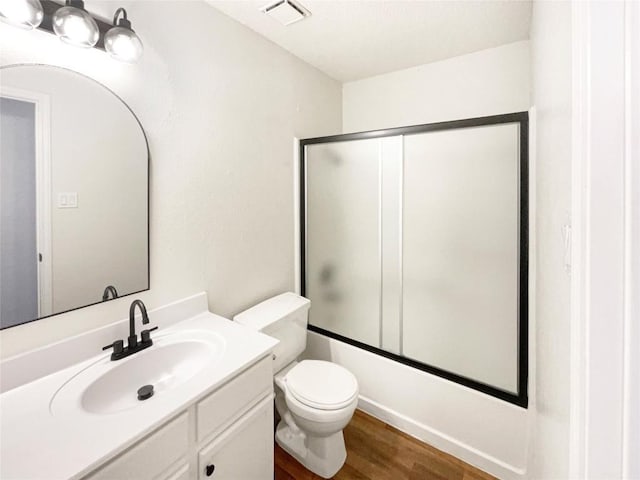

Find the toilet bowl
[[274, 360, 358, 478], [234, 293, 359, 479]]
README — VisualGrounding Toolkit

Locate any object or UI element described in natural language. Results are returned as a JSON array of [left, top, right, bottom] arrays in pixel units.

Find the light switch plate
[[58, 192, 78, 208]]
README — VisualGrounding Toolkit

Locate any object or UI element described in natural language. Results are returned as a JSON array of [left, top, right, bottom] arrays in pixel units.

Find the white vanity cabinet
[[84, 356, 274, 480]]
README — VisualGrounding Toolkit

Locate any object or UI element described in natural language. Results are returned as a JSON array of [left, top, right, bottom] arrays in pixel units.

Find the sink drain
[[137, 384, 154, 401]]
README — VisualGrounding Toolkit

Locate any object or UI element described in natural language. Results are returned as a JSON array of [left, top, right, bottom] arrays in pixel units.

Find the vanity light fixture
[[104, 8, 143, 63], [0, 0, 44, 29], [52, 0, 99, 47], [1, 0, 143, 62]]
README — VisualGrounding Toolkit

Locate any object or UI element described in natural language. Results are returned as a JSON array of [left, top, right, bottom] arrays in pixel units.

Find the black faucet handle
[[141, 326, 158, 344], [128, 334, 138, 349], [102, 339, 124, 354]]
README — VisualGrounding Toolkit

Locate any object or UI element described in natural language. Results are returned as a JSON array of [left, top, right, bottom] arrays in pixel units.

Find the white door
[[0, 87, 51, 324], [0, 97, 38, 327]]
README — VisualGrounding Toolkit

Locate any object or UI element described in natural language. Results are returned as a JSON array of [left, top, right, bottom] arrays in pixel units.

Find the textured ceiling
[[206, 0, 532, 82]]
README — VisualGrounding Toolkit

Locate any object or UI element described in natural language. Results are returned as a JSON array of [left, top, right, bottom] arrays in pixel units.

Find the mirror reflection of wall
[[303, 114, 527, 403], [0, 65, 149, 329]]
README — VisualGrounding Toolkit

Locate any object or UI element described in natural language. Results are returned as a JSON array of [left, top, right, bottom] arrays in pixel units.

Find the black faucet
[[103, 299, 158, 361], [102, 285, 118, 301], [128, 299, 149, 348]]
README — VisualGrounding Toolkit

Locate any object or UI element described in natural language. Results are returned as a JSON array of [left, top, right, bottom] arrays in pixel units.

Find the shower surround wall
[[304, 41, 531, 479]]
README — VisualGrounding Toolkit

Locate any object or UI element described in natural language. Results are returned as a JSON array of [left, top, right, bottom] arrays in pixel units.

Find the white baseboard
[[357, 394, 527, 480]]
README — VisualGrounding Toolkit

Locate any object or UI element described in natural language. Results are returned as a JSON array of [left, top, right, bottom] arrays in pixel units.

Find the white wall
[[624, 5, 640, 476], [0, 0, 341, 358], [343, 41, 530, 133], [528, 2, 572, 478], [306, 41, 531, 478]]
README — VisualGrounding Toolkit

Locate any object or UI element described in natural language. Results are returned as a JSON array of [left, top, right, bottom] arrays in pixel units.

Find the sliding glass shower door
[[305, 138, 382, 349], [402, 124, 521, 394], [301, 113, 528, 406]]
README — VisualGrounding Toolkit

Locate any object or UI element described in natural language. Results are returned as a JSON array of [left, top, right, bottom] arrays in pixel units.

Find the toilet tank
[[233, 292, 310, 373]]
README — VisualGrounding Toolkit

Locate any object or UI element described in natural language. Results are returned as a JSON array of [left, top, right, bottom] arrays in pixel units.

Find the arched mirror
[[0, 65, 149, 329]]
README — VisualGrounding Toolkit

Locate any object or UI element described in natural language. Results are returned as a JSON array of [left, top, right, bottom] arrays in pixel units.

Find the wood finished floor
[[274, 410, 497, 480]]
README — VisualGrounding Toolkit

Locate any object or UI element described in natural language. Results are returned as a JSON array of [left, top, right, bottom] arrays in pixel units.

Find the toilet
[[234, 292, 359, 479]]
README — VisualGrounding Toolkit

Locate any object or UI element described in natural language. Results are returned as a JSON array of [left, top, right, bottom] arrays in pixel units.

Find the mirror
[[0, 65, 149, 329], [301, 113, 528, 405]]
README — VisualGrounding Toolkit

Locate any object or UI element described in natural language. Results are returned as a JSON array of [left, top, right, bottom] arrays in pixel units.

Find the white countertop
[[0, 307, 277, 480]]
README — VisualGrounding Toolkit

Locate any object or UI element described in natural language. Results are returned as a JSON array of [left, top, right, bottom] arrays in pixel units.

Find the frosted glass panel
[[402, 124, 520, 393], [305, 140, 381, 348]]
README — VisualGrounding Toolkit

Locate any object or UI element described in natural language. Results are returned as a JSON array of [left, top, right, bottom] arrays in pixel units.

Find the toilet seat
[[285, 387, 358, 424], [285, 360, 358, 410]]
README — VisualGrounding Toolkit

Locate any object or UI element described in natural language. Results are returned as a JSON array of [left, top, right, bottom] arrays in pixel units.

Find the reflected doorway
[[0, 89, 52, 328]]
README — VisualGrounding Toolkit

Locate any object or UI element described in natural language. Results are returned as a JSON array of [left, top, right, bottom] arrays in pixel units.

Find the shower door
[[303, 138, 383, 349], [301, 112, 528, 407], [402, 123, 522, 395]]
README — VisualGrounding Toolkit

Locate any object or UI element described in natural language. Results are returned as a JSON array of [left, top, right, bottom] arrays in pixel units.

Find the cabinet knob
[[205, 464, 215, 477]]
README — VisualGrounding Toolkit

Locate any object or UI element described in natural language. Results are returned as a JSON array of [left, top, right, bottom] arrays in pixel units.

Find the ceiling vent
[[261, 0, 310, 26]]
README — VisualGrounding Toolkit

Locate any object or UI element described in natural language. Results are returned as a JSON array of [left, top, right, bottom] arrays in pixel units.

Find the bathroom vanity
[[86, 357, 273, 480], [0, 294, 278, 479]]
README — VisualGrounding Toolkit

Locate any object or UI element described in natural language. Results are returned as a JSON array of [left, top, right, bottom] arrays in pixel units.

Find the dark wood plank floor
[[274, 409, 497, 480]]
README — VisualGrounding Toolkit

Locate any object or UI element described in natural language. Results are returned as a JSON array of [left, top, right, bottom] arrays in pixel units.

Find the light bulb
[[105, 8, 143, 63], [0, 0, 44, 30], [104, 26, 142, 63], [52, 1, 99, 48]]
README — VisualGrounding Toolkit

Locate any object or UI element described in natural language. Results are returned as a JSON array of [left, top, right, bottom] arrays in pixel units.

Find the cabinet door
[[197, 356, 272, 442], [85, 413, 188, 480], [198, 395, 273, 480]]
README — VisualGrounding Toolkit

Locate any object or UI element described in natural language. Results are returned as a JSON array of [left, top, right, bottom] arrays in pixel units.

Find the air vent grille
[[261, 0, 310, 26]]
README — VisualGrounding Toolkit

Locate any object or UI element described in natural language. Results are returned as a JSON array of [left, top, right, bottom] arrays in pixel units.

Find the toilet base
[[275, 420, 347, 479]]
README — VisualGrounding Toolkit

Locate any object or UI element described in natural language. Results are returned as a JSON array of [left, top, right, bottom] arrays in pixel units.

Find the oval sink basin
[[50, 331, 224, 416], [82, 341, 214, 414]]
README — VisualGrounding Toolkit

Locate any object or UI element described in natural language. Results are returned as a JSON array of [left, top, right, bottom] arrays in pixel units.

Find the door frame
[[570, 1, 640, 477], [0, 86, 52, 318]]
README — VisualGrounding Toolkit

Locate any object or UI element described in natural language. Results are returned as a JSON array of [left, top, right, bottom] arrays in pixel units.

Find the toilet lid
[[285, 360, 358, 410]]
